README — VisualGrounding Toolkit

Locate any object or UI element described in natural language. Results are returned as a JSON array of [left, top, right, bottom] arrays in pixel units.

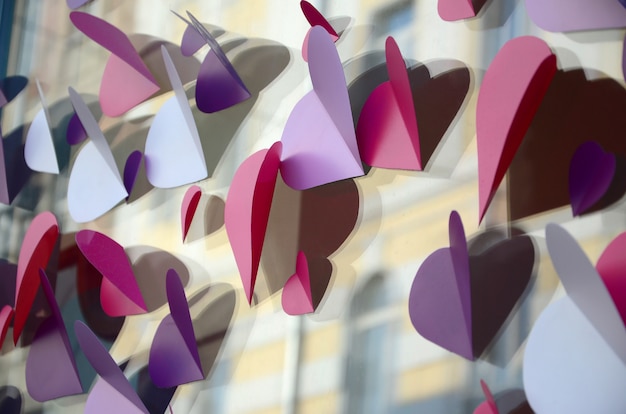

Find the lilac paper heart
[[149, 269, 203, 388], [26, 270, 83, 402], [569, 141, 616, 216], [525, 0, 626, 32], [280, 26, 363, 190], [408, 211, 473, 360]]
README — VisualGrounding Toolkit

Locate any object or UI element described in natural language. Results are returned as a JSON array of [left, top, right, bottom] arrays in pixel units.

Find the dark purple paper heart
[[123, 150, 143, 197], [569, 141, 616, 216], [0, 76, 28, 108], [0, 386, 22, 414], [620, 0, 626, 9], [66, 112, 87, 145], [25, 270, 83, 402], [149, 269, 203, 388]]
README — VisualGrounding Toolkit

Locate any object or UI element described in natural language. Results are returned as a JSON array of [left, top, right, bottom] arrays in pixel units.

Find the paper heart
[[70, 12, 159, 117], [74, 321, 149, 414], [24, 80, 59, 174], [123, 150, 143, 198], [623, 34, 626, 81], [66, 112, 87, 145], [67, 0, 92, 9], [13, 211, 58, 344], [0, 126, 32, 205], [25, 270, 83, 401], [596, 232, 626, 326], [525, 0, 626, 32], [149, 269, 203, 387], [477, 36, 556, 222], [181, 185, 202, 241], [524, 224, 626, 413], [300, 1, 339, 61], [0, 76, 27, 109], [76, 230, 147, 316], [356, 36, 421, 170], [621, 0, 626, 8], [0, 386, 22, 414], [144, 46, 207, 188], [184, 12, 251, 113], [225, 142, 282, 304], [569, 141, 615, 216], [179, 19, 224, 57], [282, 251, 315, 315], [474, 380, 499, 414], [438, 0, 476, 21], [0, 306, 13, 346], [409, 211, 534, 360], [280, 25, 362, 190]]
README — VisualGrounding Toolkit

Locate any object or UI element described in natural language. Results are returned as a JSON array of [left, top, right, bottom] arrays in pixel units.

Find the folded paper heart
[[525, 0, 626, 32], [0, 76, 27, 109], [225, 142, 282, 304], [280, 25, 363, 190], [24, 80, 59, 174], [123, 150, 143, 198], [70, 12, 159, 117], [474, 380, 498, 414], [408, 210, 534, 360], [13, 211, 58, 344], [179, 18, 224, 57], [75, 321, 149, 413], [524, 224, 626, 413], [76, 230, 147, 317], [181, 185, 202, 241], [144, 46, 207, 188], [149, 269, 203, 387], [438, 0, 476, 21], [357, 36, 421, 171], [300, 0, 339, 61], [569, 141, 616, 216], [282, 251, 315, 315], [477, 36, 556, 222], [596, 232, 626, 327], [26, 270, 83, 402]]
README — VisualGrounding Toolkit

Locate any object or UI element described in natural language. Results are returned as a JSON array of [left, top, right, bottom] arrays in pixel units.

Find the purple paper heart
[[123, 150, 143, 198], [149, 269, 203, 387], [569, 141, 616, 216]]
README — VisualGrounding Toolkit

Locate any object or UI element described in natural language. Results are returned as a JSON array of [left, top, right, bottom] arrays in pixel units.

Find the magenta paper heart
[[477, 36, 556, 222], [569, 141, 616, 216], [280, 25, 363, 190], [525, 0, 626, 32], [75, 321, 149, 414], [225, 142, 282, 304], [181, 185, 202, 241], [26, 270, 82, 402], [13, 212, 58, 344], [438, 0, 476, 21], [474, 380, 499, 414], [282, 251, 315, 315], [300, 1, 339, 61], [357, 36, 421, 170], [0, 306, 13, 347], [149, 269, 203, 388], [70, 12, 159, 117], [76, 230, 146, 316], [596, 232, 626, 327]]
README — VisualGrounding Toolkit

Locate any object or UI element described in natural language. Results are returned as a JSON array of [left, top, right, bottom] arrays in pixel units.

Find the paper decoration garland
[[280, 25, 363, 190], [25, 270, 83, 402], [144, 46, 207, 188], [225, 142, 282, 304], [282, 251, 315, 315], [13, 212, 59, 344], [476, 36, 556, 222], [70, 11, 159, 117], [568, 142, 616, 216], [181, 185, 202, 241], [356, 36, 421, 171], [149, 269, 203, 387], [525, 0, 626, 32], [24, 80, 59, 174], [67, 87, 128, 222], [76, 230, 147, 316]]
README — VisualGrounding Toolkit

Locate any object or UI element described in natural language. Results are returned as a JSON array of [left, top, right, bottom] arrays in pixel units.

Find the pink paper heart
[[569, 141, 616, 216], [474, 380, 499, 414], [280, 26, 363, 190], [282, 251, 315, 315], [596, 232, 626, 327], [225, 142, 282, 304], [438, 0, 476, 21], [356, 36, 421, 170], [13, 212, 59, 344], [182, 185, 202, 241], [76, 230, 147, 316], [476, 36, 556, 222], [70, 12, 159, 117]]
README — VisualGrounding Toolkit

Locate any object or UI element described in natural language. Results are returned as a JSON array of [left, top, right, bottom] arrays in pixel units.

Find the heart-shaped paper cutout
[[179, 18, 224, 57], [0, 386, 22, 414], [0, 305, 13, 346], [596, 232, 626, 327], [76, 230, 147, 316], [438, 0, 476, 21], [525, 0, 626, 32], [225, 142, 282, 304], [67, 88, 128, 222], [183, 12, 251, 113], [300, 1, 340, 61], [282, 251, 315, 315], [524, 224, 626, 413], [357, 36, 421, 170], [149, 269, 203, 387], [24, 80, 59, 174], [477, 36, 556, 222], [144, 46, 207, 188], [123, 150, 143, 198], [66, 112, 87, 145], [26, 270, 83, 401], [0, 76, 27, 109], [70, 12, 159, 117], [280, 25, 362, 190], [181, 185, 202, 241], [569, 141, 615, 216], [474, 380, 499, 414], [75, 321, 149, 414], [621, 0, 626, 9], [67, 0, 92, 9], [13, 211, 58, 344]]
